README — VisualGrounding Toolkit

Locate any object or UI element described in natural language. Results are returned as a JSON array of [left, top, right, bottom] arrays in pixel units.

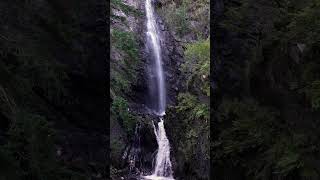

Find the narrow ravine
[[143, 0, 174, 179], [111, 0, 210, 179]]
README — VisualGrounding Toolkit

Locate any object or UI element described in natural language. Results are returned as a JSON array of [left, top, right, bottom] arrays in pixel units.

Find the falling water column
[[143, 0, 174, 179], [145, 0, 166, 115]]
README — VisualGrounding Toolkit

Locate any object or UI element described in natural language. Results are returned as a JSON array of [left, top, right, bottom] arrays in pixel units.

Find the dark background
[[0, 1, 109, 179]]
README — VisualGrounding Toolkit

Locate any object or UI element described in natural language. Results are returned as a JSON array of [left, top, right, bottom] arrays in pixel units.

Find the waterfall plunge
[[143, 0, 174, 179], [143, 118, 174, 179]]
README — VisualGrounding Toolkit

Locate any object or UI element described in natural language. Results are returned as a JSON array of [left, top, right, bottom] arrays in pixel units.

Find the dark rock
[[168, 45, 174, 52], [111, 0, 185, 178], [176, 46, 184, 57], [56, 127, 107, 178], [160, 24, 165, 31]]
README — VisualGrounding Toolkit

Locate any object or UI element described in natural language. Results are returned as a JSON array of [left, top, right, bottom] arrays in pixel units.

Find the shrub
[[157, 1, 189, 37], [111, 29, 140, 96], [215, 98, 320, 179], [182, 39, 210, 96], [302, 80, 320, 110], [5, 111, 61, 180], [176, 93, 209, 121], [111, 96, 136, 135]]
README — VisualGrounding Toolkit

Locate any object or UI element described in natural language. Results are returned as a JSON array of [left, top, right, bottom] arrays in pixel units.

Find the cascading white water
[[145, 0, 165, 115], [143, 0, 174, 179], [151, 118, 174, 177], [144, 117, 174, 180]]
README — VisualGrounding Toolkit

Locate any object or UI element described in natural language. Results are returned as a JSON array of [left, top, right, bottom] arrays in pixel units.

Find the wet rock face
[[138, 120, 158, 170], [128, 1, 183, 109], [120, 114, 158, 175], [156, 14, 184, 107], [111, 0, 184, 178]]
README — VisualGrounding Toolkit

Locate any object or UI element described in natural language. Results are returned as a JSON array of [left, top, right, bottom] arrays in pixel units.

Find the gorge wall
[[110, 0, 209, 179]]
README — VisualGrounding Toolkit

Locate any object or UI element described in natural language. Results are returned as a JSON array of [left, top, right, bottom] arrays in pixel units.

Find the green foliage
[[0, 1, 105, 179], [172, 92, 209, 161], [17, 59, 68, 104], [303, 80, 320, 110], [176, 93, 209, 121], [182, 39, 210, 96], [0, 110, 87, 180], [216, 99, 276, 154], [158, 1, 189, 36], [0, 38, 69, 106], [111, 96, 136, 135], [157, 0, 209, 39], [183, 0, 210, 39], [110, 137, 125, 167], [174, 3, 189, 36], [111, 29, 140, 96], [111, 29, 139, 64], [111, 0, 143, 17], [215, 99, 320, 179], [213, 0, 320, 177], [4, 111, 58, 179], [289, 1, 320, 111], [161, 3, 210, 176], [287, 1, 320, 46], [165, 92, 209, 178], [110, 70, 130, 95]]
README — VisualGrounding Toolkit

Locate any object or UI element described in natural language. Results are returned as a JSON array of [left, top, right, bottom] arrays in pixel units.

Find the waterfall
[[149, 118, 174, 178], [143, 0, 174, 179], [145, 0, 166, 116]]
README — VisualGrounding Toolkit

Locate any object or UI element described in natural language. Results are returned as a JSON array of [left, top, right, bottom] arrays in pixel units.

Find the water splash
[[143, 117, 174, 179], [153, 118, 173, 176]]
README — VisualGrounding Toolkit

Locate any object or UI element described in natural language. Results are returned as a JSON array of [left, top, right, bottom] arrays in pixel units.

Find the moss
[[157, 1, 189, 37], [176, 93, 209, 121], [182, 39, 210, 96], [111, 96, 136, 136], [157, 0, 209, 39], [110, 29, 140, 97]]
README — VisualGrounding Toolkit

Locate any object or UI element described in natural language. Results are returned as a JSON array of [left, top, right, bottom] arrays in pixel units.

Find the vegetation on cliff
[[156, 0, 210, 179], [110, 0, 210, 179], [157, 0, 209, 39], [165, 39, 210, 179], [213, 0, 320, 179], [110, 0, 144, 178]]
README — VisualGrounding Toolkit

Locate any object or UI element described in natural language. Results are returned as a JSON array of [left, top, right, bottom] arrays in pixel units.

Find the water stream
[[143, 117, 174, 180], [142, 0, 174, 179]]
